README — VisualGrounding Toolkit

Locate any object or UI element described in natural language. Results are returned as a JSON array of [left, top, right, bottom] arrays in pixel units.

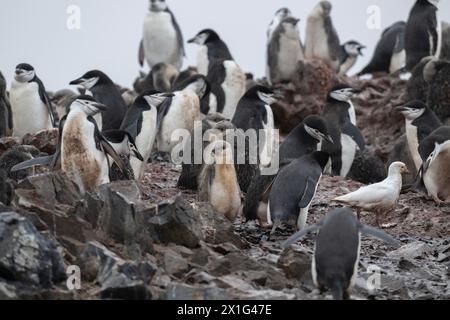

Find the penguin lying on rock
[[283, 207, 400, 300]]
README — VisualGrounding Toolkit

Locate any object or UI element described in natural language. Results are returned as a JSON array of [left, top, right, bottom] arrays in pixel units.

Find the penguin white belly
[[131, 108, 157, 180], [348, 101, 357, 126], [197, 45, 209, 75], [405, 122, 422, 170], [390, 50, 406, 74], [221, 61, 246, 119], [260, 105, 275, 169], [61, 112, 109, 194], [143, 12, 180, 69], [277, 37, 304, 81], [10, 82, 52, 138], [348, 233, 361, 294], [311, 247, 319, 288], [158, 91, 201, 153], [209, 165, 241, 221], [340, 134, 357, 178], [423, 142, 450, 202], [93, 113, 103, 132], [435, 11, 442, 58], [209, 93, 218, 114], [305, 20, 329, 61]]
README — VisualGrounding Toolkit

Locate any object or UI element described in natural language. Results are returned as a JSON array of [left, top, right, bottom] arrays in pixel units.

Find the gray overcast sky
[[1, 0, 449, 91]]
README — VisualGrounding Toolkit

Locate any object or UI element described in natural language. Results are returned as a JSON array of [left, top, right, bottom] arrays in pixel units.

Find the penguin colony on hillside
[[2, 0, 450, 300]]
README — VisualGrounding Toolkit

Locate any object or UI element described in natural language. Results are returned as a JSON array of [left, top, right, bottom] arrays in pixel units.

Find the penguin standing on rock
[[139, 0, 185, 70], [338, 41, 365, 76], [358, 21, 406, 76], [283, 208, 400, 300], [70, 70, 128, 131], [268, 151, 330, 234], [188, 29, 233, 75], [0, 72, 13, 137], [9, 64, 58, 138], [395, 101, 442, 170], [243, 115, 332, 226], [304, 1, 341, 71], [267, 17, 304, 85], [321, 85, 365, 178], [120, 91, 173, 179], [405, 0, 442, 71]]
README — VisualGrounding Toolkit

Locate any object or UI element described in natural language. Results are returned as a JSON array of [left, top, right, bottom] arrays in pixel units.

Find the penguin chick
[[283, 207, 400, 300], [395, 101, 442, 170], [198, 140, 241, 221], [338, 41, 365, 75], [134, 63, 179, 94], [405, 56, 434, 103], [425, 59, 450, 123], [267, 8, 293, 40], [268, 151, 330, 234], [333, 162, 409, 226]]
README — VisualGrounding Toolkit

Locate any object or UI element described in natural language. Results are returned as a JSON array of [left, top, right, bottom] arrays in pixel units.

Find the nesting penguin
[[267, 8, 292, 41], [60, 96, 130, 194], [418, 126, 450, 203], [188, 29, 233, 75], [304, 1, 341, 71], [206, 59, 246, 119], [358, 21, 406, 75], [0, 72, 12, 137], [333, 162, 409, 226], [321, 85, 365, 178], [139, 0, 185, 70], [268, 151, 330, 233], [338, 41, 365, 76], [267, 17, 304, 85], [156, 75, 206, 153], [243, 115, 332, 225], [70, 70, 128, 131], [9, 64, 58, 138], [198, 140, 241, 222], [283, 208, 400, 300], [405, 0, 442, 71], [395, 101, 442, 170], [120, 91, 173, 179], [424, 59, 450, 123]]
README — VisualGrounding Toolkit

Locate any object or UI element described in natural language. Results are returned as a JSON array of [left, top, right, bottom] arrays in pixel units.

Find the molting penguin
[[198, 140, 241, 222], [405, 0, 442, 71], [395, 101, 442, 170], [9, 64, 58, 138], [243, 115, 332, 226], [134, 63, 179, 94], [206, 59, 246, 119], [424, 59, 450, 123], [0, 71, 13, 137], [338, 41, 365, 76], [267, 17, 304, 85], [60, 95, 130, 194], [405, 56, 434, 103], [268, 151, 330, 234], [139, 0, 185, 70], [188, 29, 233, 75], [120, 91, 173, 179], [157, 75, 206, 153], [70, 70, 128, 131], [283, 208, 400, 300], [304, 1, 341, 71], [418, 126, 450, 203], [358, 21, 406, 75], [267, 8, 292, 41], [321, 85, 365, 177]]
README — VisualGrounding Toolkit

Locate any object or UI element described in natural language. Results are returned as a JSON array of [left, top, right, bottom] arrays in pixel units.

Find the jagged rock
[[164, 283, 230, 300], [0, 212, 66, 287], [388, 242, 433, 260], [143, 196, 202, 249], [163, 250, 189, 276], [278, 247, 312, 280], [215, 275, 255, 291], [22, 129, 58, 154], [0, 169, 13, 205], [0, 145, 41, 181]]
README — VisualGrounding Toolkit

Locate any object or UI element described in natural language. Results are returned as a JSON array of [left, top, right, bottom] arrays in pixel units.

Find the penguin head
[[311, 1, 332, 18], [206, 140, 234, 165], [70, 95, 107, 116], [140, 90, 174, 108], [328, 85, 357, 102], [394, 101, 427, 121], [281, 17, 301, 38], [243, 85, 281, 105], [426, 0, 440, 8], [14, 63, 35, 83], [388, 162, 409, 176], [149, 0, 167, 12], [343, 41, 365, 57], [188, 29, 219, 45], [312, 151, 332, 171], [70, 70, 110, 90], [176, 75, 210, 99], [275, 7, 292, 19], [303, 115, 333, 144]]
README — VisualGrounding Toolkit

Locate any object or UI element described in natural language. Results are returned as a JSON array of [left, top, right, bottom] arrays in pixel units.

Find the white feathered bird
[[333, 162, 409, 226]]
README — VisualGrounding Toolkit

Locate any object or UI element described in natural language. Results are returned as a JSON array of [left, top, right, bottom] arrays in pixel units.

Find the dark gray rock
[[163, 250, 189, 276], [22, 129, 58, 155], [164, 283, 230, 300], [0, 212, 66, 287], [0, 169, 13, 206], [0, 145, 41, 181], [278, 247, 312, 280]]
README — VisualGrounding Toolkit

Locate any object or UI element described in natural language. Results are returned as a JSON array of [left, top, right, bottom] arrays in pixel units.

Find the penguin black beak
[[323, 135, 334, 144], [187, 37, 196, 44], [69, 77, 84, 85], [94, 102, 108, 111], [358, 46, 366, 56], [132, 146, 144, 161], [394, 106, 407, 113], [273, 92, 284, 100]]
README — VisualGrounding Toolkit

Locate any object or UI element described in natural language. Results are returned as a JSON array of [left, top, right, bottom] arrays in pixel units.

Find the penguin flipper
[[167, 8, 185, 57], [138, 39, 145, 67], [342, 122, 365, 150], [36, 77, 59, 127], [11, 155, 55, 172], [282, 224, 321, 248], [156, 96, 173, 130], [298, 177, 319, 208], [359, 224, 401, 247]]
